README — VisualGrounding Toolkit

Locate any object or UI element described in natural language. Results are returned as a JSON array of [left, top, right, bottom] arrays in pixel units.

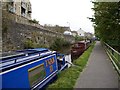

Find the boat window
[[28, 63, 46, 87]]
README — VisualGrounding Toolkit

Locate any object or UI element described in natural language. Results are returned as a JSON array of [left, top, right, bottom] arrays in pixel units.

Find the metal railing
[[104, 42, 120, 75]]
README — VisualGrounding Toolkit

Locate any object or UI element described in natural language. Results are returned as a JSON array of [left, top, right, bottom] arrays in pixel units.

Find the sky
[[30, 0, 94, 34]]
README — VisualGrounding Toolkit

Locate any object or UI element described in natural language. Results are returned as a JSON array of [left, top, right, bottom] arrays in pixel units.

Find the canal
[[57, 46, 72, 67]]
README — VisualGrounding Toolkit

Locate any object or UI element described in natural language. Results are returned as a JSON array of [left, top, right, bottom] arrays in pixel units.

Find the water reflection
[[65, 54, 72, 67]]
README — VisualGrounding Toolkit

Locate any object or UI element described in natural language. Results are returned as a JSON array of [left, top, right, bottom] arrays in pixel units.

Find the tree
[[90, 2, 120, 51]]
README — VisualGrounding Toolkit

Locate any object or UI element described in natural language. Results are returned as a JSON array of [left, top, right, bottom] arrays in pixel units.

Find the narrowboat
[[0, 48, 68, 89], [71, 41, 90, 60]]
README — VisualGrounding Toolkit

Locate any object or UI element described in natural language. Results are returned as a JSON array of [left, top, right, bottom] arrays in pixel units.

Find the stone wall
[[2, 10, 75, 52]]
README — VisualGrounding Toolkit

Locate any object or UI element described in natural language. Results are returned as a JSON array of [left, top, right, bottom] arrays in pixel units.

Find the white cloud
[[30, 0, 94, 33]]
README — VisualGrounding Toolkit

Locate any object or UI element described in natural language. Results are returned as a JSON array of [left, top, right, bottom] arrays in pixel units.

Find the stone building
[[2, 0, 32, 20]]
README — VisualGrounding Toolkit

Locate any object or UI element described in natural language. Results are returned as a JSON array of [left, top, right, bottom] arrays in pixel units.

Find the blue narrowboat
[[0, 48, 68, 89]]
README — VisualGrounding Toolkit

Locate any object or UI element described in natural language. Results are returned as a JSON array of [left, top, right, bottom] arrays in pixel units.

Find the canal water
[[65, 54, 72, 67], [57, 46, 72, 67]]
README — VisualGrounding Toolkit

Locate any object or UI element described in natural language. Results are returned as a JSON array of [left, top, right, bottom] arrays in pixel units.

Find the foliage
[[50, 38, 70, 51], [23, 39, 48, 49], [46, 42, 95, 89], [23, 37, 70, 50], [90, 2, 120, 51], [29, 19, 39, 24], [23, 39, 34, 49], [74, 35, 84, 41]]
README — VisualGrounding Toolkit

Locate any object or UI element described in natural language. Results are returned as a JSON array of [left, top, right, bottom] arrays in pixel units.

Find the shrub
[[33, 43, 48, 48], [74, 35, 84, 41], [23, 39, 34, 49], [23, 39, 49, 49], [50, 37, 71, 51]]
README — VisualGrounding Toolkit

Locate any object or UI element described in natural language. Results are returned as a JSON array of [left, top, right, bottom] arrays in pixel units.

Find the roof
[[1, 48, 49, 59]]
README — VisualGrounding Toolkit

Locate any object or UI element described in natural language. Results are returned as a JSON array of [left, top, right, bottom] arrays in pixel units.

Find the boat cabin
[[0, 48, 68, 89], [71, 41, 90, 60]]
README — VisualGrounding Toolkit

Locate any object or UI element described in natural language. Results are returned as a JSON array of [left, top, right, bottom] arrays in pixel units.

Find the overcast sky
[[30, 0, 94, 33]]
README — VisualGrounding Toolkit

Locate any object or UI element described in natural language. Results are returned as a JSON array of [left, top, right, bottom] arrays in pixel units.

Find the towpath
[[74, 41, 119, 89]]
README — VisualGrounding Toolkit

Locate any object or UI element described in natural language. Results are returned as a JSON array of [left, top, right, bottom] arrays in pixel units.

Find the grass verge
[[46, 42, 96, 90]]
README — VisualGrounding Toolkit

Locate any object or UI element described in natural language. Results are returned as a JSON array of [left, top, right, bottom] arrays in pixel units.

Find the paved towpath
[[74, 41, 119, 88]]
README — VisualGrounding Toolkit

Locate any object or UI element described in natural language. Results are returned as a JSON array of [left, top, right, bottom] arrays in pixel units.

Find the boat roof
[[16, 48, 49, 54], [0, 48, 54, 71], [1, 48, 49, 59], [25, 48, 48, 52], [77, 41, 90, 43]]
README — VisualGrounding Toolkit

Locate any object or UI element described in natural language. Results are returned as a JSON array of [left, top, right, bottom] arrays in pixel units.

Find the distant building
[[77, 28, 85, 36], [2, 0, 32, 20]]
